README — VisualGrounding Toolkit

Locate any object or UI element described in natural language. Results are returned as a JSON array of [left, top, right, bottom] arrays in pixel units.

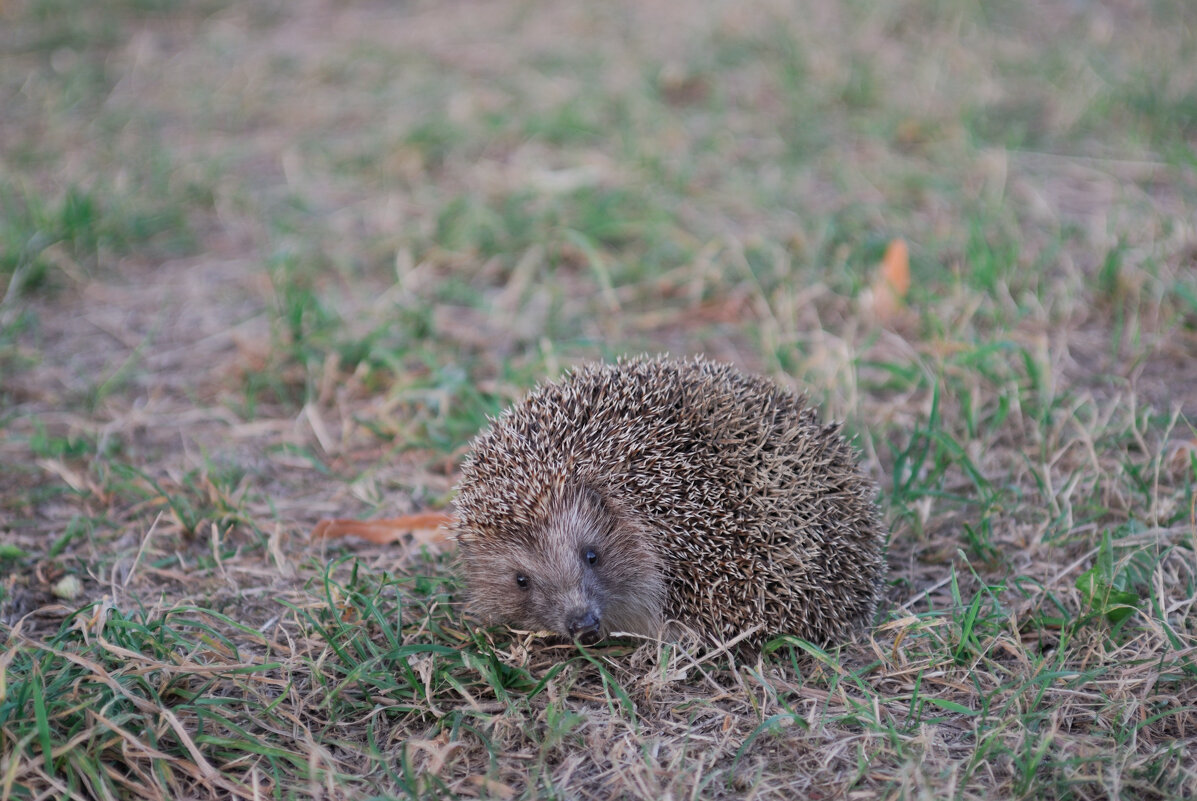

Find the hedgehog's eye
[[583, 548, 599, 567], [515, 574, 530, 591]]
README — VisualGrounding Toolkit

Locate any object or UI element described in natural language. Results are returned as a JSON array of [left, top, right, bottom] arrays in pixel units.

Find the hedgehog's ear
[[568, 482, 621, 527], [579, 483, 607, 512]]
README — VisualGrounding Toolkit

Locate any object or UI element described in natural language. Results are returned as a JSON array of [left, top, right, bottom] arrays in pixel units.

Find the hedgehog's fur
[[453, 355, 887, 650]]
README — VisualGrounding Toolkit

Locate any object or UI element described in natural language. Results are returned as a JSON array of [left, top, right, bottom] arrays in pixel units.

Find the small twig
[[900, 575, 954, 610]]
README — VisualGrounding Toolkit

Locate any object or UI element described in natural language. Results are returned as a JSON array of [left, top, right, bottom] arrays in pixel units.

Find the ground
[[1, 0, 1196, 799]]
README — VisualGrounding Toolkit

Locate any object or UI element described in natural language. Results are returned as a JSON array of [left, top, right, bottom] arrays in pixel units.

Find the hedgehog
[[452, 355, 887, 651]]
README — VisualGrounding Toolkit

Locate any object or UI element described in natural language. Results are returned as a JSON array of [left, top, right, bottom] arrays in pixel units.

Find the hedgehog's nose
[[567, 609, 602, 645]]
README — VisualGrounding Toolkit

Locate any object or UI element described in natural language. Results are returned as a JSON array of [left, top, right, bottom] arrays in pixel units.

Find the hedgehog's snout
[[566, 608, 602, 645]]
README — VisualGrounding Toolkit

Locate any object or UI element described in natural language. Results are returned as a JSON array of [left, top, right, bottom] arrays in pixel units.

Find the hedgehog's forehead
[[457, 458, 570, 527], [456, 478, 608, 551]]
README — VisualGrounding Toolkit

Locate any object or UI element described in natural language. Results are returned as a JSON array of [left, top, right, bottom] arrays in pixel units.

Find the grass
[[2, 0, 1196, 798]]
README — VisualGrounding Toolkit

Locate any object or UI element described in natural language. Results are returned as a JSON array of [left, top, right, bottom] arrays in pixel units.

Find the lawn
[[1, 0, 1195, 799]]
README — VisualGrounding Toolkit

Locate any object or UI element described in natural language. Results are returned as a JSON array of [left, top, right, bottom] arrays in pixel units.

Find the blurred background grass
[[1, 1, 1196, 799]]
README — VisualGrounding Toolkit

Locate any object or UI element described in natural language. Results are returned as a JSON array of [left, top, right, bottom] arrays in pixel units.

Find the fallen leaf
[[880, 238, 911, 297], [311, 511, 455, 545], [864, 237, 911, 323]]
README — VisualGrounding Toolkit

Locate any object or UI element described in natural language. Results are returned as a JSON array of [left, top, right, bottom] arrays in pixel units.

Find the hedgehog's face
[[457, 485, 667, 645]]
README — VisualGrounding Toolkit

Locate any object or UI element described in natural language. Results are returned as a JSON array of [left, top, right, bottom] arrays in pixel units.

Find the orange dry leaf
[[880, 238, 911, 297], [311, 511, 455, 545], [867, 237, 911, 322]]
